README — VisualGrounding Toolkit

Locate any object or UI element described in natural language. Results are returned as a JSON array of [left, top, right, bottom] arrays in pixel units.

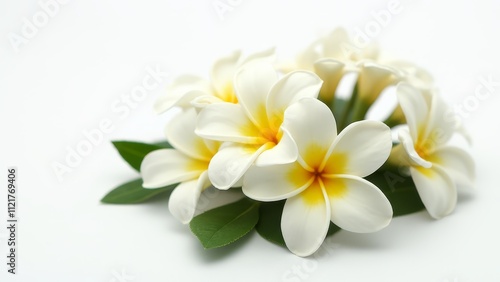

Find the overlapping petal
[[141, 149, 206, 188], [324, 121, 392, 177], [281, 182, 331, 257], [234, 62, 278, 128], [168, 171, 211, 224], [254, 131, 297, 166], [196, 103, 262, 144], [326, 175, 392, 233], [266, 71, 322, 131], [154, 75, 211, 113], [166, 108, 213, 161], [396, 82, 429, 140], [207, 142, 271, 189], [281, 98, 337, 168], [410, 166, 457, 219], [430, 147, 475, 188], [243, 162, 312, 201]]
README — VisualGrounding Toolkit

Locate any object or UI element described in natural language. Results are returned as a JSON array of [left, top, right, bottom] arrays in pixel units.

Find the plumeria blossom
[[196, 62, 323, 189], [243, 98, 393, 256], [140, 108, 221, 224], [388, 83, 475, 219], [154, 48, 275, 113]]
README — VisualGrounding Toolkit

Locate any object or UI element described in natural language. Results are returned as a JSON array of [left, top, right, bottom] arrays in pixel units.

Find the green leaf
[[366, 170, 425, 216], [112, 140, 173, 171], [190, 198, 259, 249], [256, 201, 286, 247], [101, 178, 176, 204]]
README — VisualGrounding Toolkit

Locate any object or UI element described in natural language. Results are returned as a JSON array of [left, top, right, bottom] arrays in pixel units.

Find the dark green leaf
[[101, 178, 176, 204], [112, 140, 173, 171], [190, 198, 259, 249], [366, 170, 425, 216], [256, 200, 286, 247]]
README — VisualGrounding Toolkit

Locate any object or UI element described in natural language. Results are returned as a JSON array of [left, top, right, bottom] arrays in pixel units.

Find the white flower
[[154, 48, 275, 113], [196, 63, 323, 189], [243, 98, 393, 256], [293, 27, 379, 72], [389, 83, 475, 219], [140, 108, 220, 224]]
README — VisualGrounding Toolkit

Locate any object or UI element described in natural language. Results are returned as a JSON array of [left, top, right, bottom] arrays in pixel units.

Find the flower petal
[[154, 75, 211, 113], [266, 71, 323, 131], [281, 182, 331, 257], [357, 63, 399, 104], [324, 120, 391, 177], [234, 62, 278, 128], [281, 98, 337, 169], [410, 166, 457, 219], [208, 143, 270, 190], [398, 129, 432, 168], [210, 50, 241, 98], [165, 108, 213, 161], [313, 58, 345, 101], [396, 82, 429, 140], [239, 47, 276, 65], [431, 147, 475, 189], [326, 175, 392, 233], [323, 27, 350, 59], [196, 103, 262, 144], [141, 149, 205, 188], [168, 171, 211, 224], [254, 131, 297, 166], [424, 92, 455, 145], [243, 162, 312, 201]]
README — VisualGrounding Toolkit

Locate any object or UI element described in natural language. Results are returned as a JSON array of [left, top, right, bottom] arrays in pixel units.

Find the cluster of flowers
[[125, 28, 474, 257]]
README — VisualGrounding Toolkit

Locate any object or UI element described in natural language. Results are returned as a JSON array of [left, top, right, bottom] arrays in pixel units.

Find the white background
[[1, 0, 500, 281]]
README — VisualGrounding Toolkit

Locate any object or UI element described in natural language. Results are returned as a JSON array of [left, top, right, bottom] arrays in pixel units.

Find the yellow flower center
[[289, 144, 349, 205]]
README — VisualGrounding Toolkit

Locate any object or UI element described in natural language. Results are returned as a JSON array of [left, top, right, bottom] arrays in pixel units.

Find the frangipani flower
[[243, 98, 393, 256], [196, 62, 323, 189], [154, 48, 275, 113], [389, 83, 475, 219], [141, 108, 220, 223], [293, 27, 379, 72]]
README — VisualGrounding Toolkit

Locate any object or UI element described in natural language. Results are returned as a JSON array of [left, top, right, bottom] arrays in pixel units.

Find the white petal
[[190, 95, 225, 108], [424, 92, 455, 145], [165, 108, 213, 161], [324, 120, 391, 177], [210, 50, 241, 98], [398, 129, 432, 168], [281, 182, 331, 257], [281, 98, 336, 168], [266, 71, 323, 131], [141, 149, 204, 188], [410, 166, 457, 219], [323, 27, 350, 59], [168, 171, 210, 224], [313, 58, 345, 101], [431, 147, 475, 189], [395, 82, 429, 140], [326, 175, 392, 233], [196, 103, 262, 144], [243, 162, 313, 201], [255, 131, 297, 166], [154, 75, 211, 113], [234, 62, 278, 128], [239, 47, 276, 65], [357, 63, 398, 104], [208, 143, 270, 190]]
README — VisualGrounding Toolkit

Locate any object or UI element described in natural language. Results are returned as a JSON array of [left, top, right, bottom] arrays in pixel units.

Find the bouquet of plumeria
[[102, 28, 475, 257]]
